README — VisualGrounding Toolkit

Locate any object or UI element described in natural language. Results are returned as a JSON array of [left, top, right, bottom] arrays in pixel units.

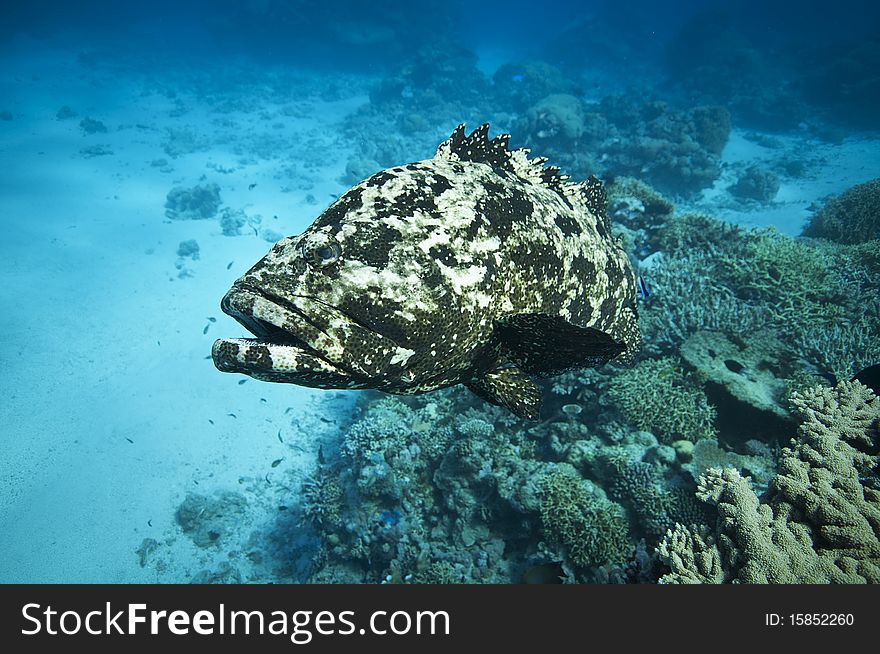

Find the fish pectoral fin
[[496, 313, 625, 375], [466, 367, 542, 421]]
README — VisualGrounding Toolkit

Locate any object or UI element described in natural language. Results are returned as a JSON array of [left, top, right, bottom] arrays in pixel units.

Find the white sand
[[0, 42, 365, 582], [688, 128, 880, 235]]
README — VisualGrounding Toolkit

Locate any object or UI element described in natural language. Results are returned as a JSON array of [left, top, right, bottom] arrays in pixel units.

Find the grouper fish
[[212, 124, 640, 420]]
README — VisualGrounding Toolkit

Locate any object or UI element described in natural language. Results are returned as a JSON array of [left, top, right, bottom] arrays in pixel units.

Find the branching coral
[[300, 471, 344, 527], [607, 357, 717, 443], [601, 452, 708, 543], [802, 178, 880, 244], [722, 227, 847, 329], [658, 380, 880, 583], [539, 465, 632, 568], [641, 216, 876, 378]]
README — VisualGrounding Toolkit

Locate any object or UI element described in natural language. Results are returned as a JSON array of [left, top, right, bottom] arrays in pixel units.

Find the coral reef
[[802, 178, 880, 244], [607, 357, 717, 444], [491, 61, 574, 112], [658, 381, 880, 583], [79, 117, 107, 134], [679, 330, 794, 444], [728, 166, 779, 202], [596, 99, 731, 196], [607, 176, 674, 261], [639, 211, 877, 389], [521, 94, 586, 149], [175, 491, 249, 549], [176, 239, 199, 260], [539, 465, 632, 568], [164, 183, 222, 220]]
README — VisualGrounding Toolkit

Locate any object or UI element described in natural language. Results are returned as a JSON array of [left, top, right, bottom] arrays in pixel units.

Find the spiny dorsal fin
[[581, 175, 607, 216], [434, 124, 603, 212], [434, 123, 513, 169]]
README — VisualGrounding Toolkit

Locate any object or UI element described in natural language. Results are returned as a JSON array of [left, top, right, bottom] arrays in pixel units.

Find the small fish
[[635, 275, 651, 300], [278, 505, 288, 511], [208, 419, 214, 425], [277, 430, 283, 443], [238, 379, 247, 385], [203, 324, 210, 334], [227, 412, 237, 418], [271, 458, 283, 468], [207, 316, 216, 323], [317, 444, 325, 465], [227, 261, 234, 270], [248, 183, 257, 190], [125, 437, 134, 444], [148, 519, 153, 527]]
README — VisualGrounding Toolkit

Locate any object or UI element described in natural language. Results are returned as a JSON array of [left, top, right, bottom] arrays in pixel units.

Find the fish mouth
[[218, 288, 313, 350], [212, 283, 408, 386]]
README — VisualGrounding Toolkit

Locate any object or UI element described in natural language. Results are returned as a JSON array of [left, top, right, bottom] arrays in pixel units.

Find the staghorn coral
[[658, 380, 880, 583], [795, 309, 880, 383], [640, 217, 876, 374], [723, 228, 848, 329], [802, 178, 880, 245], [300, 470, 344, 527]]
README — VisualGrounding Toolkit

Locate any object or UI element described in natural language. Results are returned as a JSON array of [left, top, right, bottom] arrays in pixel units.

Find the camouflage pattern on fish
[[212, 124, 640, 419]]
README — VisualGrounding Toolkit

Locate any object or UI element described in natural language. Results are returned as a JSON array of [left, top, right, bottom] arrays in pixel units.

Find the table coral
[[658, 380, 880, 583]]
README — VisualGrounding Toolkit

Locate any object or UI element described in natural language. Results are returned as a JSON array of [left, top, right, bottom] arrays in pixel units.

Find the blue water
[[0, 0, 877, 584]]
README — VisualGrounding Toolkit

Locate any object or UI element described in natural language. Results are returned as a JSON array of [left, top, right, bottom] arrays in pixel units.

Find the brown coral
[[658, 380, 880, 583]]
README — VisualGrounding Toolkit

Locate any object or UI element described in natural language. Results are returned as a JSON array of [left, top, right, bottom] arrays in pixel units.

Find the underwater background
[[1, 0, 878, 584]]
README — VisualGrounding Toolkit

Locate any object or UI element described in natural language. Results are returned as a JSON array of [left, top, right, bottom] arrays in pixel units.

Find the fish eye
[[300, 234, 341, 269], [315, 244, 340, 266]]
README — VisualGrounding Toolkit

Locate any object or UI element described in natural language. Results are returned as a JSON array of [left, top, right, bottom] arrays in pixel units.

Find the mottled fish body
[[213, 124, 640, 419]]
